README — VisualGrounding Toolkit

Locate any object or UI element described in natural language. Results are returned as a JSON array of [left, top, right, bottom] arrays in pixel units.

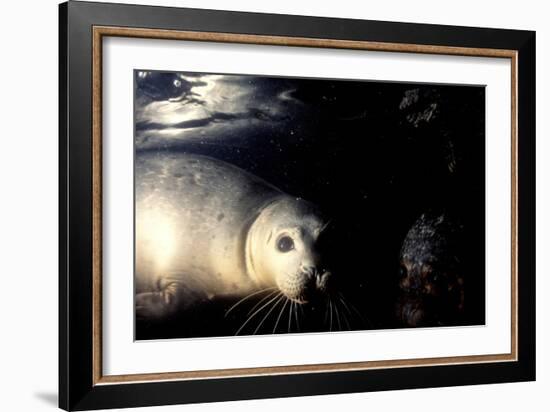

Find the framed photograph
[[59, 1, 535, 410]]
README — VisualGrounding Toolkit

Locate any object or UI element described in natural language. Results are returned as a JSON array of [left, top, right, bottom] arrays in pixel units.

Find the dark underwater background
[[134, 70, 486, 340]]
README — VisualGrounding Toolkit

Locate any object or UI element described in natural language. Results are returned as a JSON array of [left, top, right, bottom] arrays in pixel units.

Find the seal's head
[[397, 213, 465, 327], [246, 197, 331, 303]]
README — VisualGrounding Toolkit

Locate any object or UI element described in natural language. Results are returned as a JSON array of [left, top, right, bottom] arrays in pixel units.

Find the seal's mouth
[[279, 268, 331, 304], [398, 299, 427, 327]]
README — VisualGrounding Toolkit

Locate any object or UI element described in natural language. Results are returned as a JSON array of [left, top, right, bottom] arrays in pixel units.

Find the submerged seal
[[396, 213, 466, 327], [135, 153, 331, 319]]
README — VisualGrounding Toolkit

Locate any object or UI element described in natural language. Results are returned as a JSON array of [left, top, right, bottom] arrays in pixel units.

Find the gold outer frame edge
[[91, 26, 518, 385]]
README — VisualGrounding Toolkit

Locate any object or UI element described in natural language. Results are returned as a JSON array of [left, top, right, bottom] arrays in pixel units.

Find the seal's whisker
[[337, 298, 352, 330], [288, 302, 293, 333], [334, 302, 342, 331], [225, 287, 278, 318], [338, 296, 353, 319], [338, 293, 358, 324], [246, 289, 280, 317], [339, 292, 371, 328], [319, 219, 332, 234], [254, 295, 285, 335], [349, 296, 372, 327], [273, 298, 289, 334], [235, 292, 282, 335], [294, 301, 301, 332], [324, 298, 329, 325], [328, 298, 333, 332]]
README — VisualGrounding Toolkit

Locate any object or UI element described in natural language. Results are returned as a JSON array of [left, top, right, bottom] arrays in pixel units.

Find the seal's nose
[[300, 265, 316, 276], [316, 270, 330, 291]]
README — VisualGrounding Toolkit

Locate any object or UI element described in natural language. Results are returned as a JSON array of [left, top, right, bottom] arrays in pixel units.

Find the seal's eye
[[277, 236, 295, 253]]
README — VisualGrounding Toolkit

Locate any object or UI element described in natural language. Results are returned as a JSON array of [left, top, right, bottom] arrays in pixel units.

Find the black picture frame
[[59, 1, 535, 410]]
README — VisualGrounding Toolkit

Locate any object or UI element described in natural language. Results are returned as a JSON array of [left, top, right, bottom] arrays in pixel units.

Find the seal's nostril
[[301, 265, 314, 274]]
